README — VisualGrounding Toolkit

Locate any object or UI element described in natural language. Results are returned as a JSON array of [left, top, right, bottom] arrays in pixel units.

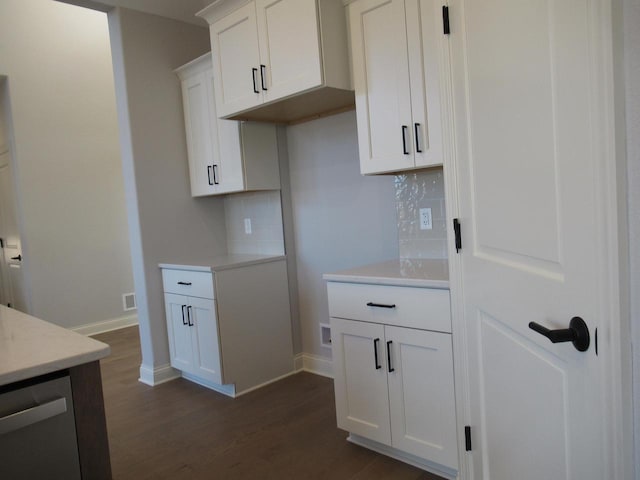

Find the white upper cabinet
[[348, 0, 449, 175], [198, 0, 353, 124], [256, 0, 323, 103], [209, 3, 263, 116], [176, 54, 280, 197]]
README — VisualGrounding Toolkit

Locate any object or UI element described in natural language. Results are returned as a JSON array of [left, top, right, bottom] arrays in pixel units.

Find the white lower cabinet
[[329, 282, 458, 474], [164, 293, 222, 385], [161, 259, 294, 397]]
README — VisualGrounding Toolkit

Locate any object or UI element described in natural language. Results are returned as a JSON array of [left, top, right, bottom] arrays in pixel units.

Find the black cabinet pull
[[187, 306, 194, 327], [212, 164, 219, 185], [260, 65, 267, 91], [367, 302, 396, 309], [373, 338, 381, 370], [414, 123, 422, 153], [387, 341, 394, 372], [401, 125, 409, 154], [252, 68, 259, 93], [177, 281, 192, 286], [207, 166, 214, 186], [181, 305, 188, 325], [529, 317, 590, 352]]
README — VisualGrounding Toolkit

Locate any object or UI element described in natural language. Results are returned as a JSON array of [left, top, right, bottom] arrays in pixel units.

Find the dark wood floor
[[93, 327, 443, 480]]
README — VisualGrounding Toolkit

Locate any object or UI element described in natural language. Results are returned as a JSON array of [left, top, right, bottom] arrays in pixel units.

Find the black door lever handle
[[10, 255, 21, 261], [529, 317, 590, 352]]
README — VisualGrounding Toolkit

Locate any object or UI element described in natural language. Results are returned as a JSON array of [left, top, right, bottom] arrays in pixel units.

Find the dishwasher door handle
[[0, 397, 67, 435]]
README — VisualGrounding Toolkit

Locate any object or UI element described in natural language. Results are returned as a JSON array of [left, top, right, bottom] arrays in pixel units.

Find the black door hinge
[[453, 218, 461, 253], [465, 426, 472, 451], [442, 6, 450, 35]]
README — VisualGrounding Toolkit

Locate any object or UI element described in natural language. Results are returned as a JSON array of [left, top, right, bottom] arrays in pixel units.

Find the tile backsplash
[[224, 191, 285, 256], [395, 168, 448, 259]]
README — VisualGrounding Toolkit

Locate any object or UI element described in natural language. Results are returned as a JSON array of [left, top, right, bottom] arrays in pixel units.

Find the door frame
[[440, 1, 632, 479]]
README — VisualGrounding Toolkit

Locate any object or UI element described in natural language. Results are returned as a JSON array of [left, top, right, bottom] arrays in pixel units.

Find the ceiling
[[57, 0, 213, 26]]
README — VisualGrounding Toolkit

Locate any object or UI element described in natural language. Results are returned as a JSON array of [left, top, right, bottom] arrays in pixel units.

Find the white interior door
[[0, 152, 24, 311], [210, 2, 262, 118], [349, 0, 414, 174], [331, 317, 391, 445], [450, 0, 611, 478], [255, 0, 323, 103]]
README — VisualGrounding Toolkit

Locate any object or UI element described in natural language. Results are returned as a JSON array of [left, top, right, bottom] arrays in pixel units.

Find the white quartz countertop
[[323, 258, 449, 289], [0, 305, 110, 387], [159, 254, 286, 272]]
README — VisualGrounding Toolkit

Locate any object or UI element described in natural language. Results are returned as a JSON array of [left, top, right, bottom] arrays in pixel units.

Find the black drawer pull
[[367, 302, 396, 309], [414, 123, 422, 153], [387, 341, 394, 372], [207, 166, 214, 186], [212, 164, 219, 185], [252, 68, 259, 93], [260, 64, 267, 91], [187, 306, 194, 327], [181, 305, 188, 325], [401, 125, 409, 154], [373, 338, 381, 370], [177, 281, 192, 286]]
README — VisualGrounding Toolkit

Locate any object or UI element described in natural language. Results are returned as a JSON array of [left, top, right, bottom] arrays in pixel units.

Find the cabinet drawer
[[327, 282, 451, 333], [162, 269, 214, 299]]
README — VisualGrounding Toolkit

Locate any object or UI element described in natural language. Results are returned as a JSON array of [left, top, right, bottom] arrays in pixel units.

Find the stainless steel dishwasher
[[0, 373, 82, 479]]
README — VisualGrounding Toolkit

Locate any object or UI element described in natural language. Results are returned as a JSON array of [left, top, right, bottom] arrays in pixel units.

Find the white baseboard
[[347, 434, 457, 480], [294, 353, 333, 379], [72, 314, 138, 336], [235, 369, 298, 397], [139, 363, 181, 386]]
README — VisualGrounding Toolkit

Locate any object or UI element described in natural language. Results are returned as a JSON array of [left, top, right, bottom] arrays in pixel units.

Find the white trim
[[72, 314, 138, 336], [138, 363, 181, 386], [295, 353, 333, 378], [347, 434, 458, 480], [235, 369, 298, 397], [182, 372, 236, 397], [294, 353, 304, 371]]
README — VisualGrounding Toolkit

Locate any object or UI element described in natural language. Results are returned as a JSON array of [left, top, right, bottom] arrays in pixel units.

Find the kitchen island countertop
[[0, 305, 110, 387]]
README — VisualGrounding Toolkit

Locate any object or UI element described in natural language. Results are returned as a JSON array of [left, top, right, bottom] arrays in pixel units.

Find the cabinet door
[[164, 293, 193, 373], [330, 317, 391, 445], [188, 297, 223, 385], [255, 0, 323, 103], [207, 69, 245, 194], [181, 71, 218, 196], [406, 0, 446, 169], [210, 2, 263, 118], [349, 0, 414, 174], [386, 325, 458, 469]]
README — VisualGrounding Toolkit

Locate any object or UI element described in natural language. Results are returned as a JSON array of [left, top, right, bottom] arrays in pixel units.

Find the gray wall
[[0, 0, 134, 329], [286, 111, 399, 358], [624, 0, 640, 475], [108, 7, 228, 375]]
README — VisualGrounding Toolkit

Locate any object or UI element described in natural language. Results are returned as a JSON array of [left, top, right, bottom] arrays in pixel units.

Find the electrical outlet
[[244, 218, 252, 234], [420, 208, 432, 230]]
